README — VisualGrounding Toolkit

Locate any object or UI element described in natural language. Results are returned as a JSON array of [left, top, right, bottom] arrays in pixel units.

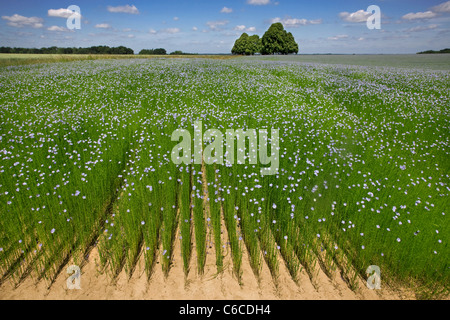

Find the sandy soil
[[0, 221, 415, 300], [0, 163, 416, 300]]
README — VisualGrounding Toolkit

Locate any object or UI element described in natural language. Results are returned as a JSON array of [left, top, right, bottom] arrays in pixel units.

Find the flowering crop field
[[0, 58, 448, 298]]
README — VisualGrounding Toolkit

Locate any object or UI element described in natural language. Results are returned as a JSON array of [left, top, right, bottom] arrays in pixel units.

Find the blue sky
[[1, 0, 449, 54]]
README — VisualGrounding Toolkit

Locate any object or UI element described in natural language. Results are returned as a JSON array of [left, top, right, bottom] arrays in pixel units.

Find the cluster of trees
[[417, 48, 450, 54], [0, 46, 134, 55], [232, 23, 299, 55], [139, 48, 167, 55], [232, 34, 262, 55], [169, 50, 197, 55], [139, 49, 197, 55]]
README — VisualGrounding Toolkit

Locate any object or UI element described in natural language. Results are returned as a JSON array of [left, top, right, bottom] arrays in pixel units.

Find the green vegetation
[[0, 46, 134, 55], [0, 58, 448, 298], [232, 23, 299, 55], [252, 54, 450, 70], [0, 54, 236, 67], [169, 51, 198, 55], [139, 48, 167, 55], [261, 23, 299, 55], [417, 48, 450, 54], [232, 33, 262, 56]]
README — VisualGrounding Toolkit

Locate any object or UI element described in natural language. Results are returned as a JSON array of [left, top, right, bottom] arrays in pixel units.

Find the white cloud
[[234, 25, 256, 32], [123, 28, 132, 32], [270, 17, 322, 27], [339, 10, 371, 23], [405, 24, 438, 33], [247, 0, 271, 5], [161, 28, 181, 34], [47, 25, 67, 32], [192, 26, 198, 31], [107, 5, 139, 14], [173, 17, 179, 21], [1, 14, 44, 28], [48, 8, 81, 19], [327, 34, 349, 41], [95, 23, 112, 29], [432, 1, 450, 13], [149, 28, 157, 34], [206, 20, 229, 30], [402, 11, 437, 20], [221, 7, 233, 13]]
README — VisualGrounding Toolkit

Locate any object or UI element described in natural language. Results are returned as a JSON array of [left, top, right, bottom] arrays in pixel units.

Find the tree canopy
[[139, 48, 167, 55], [231, 23, 299, 55], [231, 33, 262, 55], [0, 46, 134, 55], [417, 48, 450, 54]]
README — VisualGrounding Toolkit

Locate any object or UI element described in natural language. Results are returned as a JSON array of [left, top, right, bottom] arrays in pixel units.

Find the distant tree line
[[232, 23, 299, 55], [139, 48, 167, 55], [0, 46, 134, 55], [169, 50, 197, 55], [138, 49, 197, 55], [417, 48, 450, 54]]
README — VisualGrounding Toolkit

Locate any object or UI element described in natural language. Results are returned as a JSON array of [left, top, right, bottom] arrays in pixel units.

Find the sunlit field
[[0, 57, 448, 299], [0, 54, 235, 67], [253, 54, 450, 70]]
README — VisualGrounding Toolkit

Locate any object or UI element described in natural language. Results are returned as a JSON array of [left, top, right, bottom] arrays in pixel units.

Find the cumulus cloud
[[161, 28, 181, 34], [47, 25, 68, 32], [234, 25, 256, 32], [270, 17, 322, 27], [432, 1, 450, 13], [48, 8, 81, 19], [405, 24, 438, 32], [221, 7, 233, 13], [402, 11, 437, 20], [192, 26, 198, 31], [107, 5, 139, 14], [95, 23, 112, 29], [2, 14, 44, 28], [327, 34, 349, 41], [247, 0, 271, 5], [206, 20, 229, 30], [339, 10, 371, 23]]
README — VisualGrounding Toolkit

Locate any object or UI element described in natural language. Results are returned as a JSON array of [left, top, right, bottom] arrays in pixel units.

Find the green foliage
[[232, 33, 249, 55], [247, 35, 262, 55], [0, 58, 447, 298], [261, 23, 299, 55], [169, 50, 197, 55], [417, 48, 450, 54], [232, 33, 263, 56], [0, 46, 134, 55], [231, 23, 299, 55], [139, 48, 167, 55]]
